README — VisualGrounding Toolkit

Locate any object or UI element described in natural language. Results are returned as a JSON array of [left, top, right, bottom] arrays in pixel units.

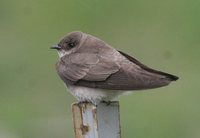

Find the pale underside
[[67, 84, 130, 105]]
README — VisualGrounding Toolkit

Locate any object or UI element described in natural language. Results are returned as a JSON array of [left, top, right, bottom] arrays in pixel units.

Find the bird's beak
[[50, 45, 61, 50]]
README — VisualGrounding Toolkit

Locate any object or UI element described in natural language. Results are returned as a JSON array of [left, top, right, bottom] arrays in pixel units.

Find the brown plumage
[[51, 31, 178, 104]]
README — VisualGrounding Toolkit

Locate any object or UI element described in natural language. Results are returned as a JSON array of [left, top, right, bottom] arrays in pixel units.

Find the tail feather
[[118, 50, 179, 81]]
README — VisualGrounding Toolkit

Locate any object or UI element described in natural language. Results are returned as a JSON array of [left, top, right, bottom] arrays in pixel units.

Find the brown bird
[[51, 31, 178, 105]]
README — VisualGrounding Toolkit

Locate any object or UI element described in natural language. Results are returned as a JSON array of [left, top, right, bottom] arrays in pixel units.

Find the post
[[71, 101, 121, 138]]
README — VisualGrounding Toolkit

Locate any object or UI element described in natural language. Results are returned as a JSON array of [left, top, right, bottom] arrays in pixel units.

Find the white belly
[[67, 85, 125, 105]]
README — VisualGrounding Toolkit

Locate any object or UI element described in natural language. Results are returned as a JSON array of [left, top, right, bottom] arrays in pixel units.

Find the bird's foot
[[77, 101, 89, 107], [102, 100, 112, 106]]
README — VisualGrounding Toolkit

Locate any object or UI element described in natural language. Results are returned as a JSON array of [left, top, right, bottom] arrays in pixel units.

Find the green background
[[0, 0, 199, 137]]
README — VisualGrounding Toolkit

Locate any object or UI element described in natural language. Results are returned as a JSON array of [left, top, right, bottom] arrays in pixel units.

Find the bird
[[51, 31, 178, 105]]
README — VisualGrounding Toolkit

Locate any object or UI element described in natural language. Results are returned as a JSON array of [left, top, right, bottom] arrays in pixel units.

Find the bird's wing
[[74, 51, 178, 90], [56, 53, 120, 82]]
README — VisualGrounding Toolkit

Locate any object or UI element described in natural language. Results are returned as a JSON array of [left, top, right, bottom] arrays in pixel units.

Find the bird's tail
[[118, 50, 179, 84]]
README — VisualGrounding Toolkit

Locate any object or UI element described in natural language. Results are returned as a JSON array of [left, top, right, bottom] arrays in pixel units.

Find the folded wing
[[56, 51, 178, 90], [73, 51, 178, 90], [56, 53, 120, 83]]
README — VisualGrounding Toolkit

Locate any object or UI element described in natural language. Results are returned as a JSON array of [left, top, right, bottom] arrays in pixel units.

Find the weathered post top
[[72, 101, 121, 138]]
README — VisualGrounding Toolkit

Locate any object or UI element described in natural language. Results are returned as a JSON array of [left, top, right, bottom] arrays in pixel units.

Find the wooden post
[[72, 101, 121, 138]]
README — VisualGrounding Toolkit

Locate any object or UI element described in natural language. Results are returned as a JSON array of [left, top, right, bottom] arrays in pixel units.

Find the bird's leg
[[77, 101, 89, 107]]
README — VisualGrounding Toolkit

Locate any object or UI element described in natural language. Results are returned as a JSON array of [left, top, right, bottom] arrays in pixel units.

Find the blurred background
[[0, 0, 200, 137]]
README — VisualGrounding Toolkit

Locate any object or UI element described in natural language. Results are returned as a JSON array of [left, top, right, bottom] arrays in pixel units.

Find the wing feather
[[56, 53, 120, 82], [73, 51, 178, 90]]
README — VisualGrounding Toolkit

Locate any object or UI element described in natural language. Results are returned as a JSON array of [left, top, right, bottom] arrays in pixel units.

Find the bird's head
[[51, 31, 84, 57]]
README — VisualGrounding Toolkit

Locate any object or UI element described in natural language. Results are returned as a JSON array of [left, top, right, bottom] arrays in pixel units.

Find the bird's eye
[[67, 42, 76, 48]]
